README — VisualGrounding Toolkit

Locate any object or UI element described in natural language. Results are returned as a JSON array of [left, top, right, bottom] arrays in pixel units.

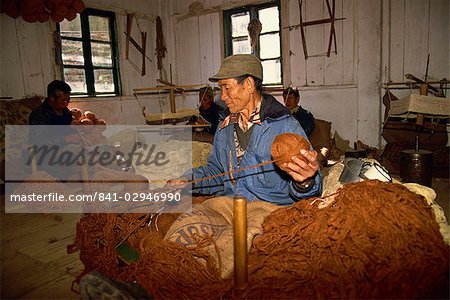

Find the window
[[58, 8, 121, 96], [224, 1, 282, 85]]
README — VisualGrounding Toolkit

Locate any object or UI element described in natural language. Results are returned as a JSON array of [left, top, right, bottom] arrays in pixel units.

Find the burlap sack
[[164, 196, 278, 278]]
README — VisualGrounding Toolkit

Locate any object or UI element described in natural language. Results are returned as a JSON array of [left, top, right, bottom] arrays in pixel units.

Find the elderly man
[[171, 54, 322, 204]]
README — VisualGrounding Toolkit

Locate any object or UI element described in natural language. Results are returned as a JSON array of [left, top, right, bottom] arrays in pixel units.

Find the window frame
[[223, 1, 283, 86], [57, 8, 121, 97]]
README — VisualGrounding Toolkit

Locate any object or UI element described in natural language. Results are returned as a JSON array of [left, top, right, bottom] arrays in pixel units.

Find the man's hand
[[279, 149, 319, 183]]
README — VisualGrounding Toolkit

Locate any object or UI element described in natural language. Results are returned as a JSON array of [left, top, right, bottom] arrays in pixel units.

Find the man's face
[[284, 93, 299, 110], [218, 78, 251, 114], [49, 90, 70, 111]]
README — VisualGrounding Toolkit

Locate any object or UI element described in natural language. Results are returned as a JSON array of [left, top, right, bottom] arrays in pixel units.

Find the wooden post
[[234, 196, 248, 295], [420, 83, 428, 96], [169, 88, 176, 113]]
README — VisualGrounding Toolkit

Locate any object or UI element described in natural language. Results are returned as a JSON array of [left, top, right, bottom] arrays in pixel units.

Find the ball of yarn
[[271, 133, 310, 167], [70, 108, 83, 121]]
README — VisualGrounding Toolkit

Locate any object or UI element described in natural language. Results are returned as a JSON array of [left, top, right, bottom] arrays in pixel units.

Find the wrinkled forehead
[[218, 78, 239, 88]]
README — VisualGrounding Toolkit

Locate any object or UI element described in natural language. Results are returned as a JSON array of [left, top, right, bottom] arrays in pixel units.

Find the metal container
[[400, 150, 433, 187], [339, 158, 365, 184]]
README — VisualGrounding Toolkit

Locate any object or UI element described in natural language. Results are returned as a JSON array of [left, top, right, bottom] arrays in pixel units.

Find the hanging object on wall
[[1, 0, 85, 23], [284, 0, 345, 60], [123, 13, 151, 76], [248, 19, 262, 54], [156, 16, 167, 71]]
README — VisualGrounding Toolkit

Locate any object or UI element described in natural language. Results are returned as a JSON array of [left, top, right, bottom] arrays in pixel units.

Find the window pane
[[231, 12, 249, 37], [64, 68, 87, 93], [259, 6, 279, 33], [91, 42, 112, 67], [61, 39, 84, 66], [94, 69, 115, 92], [262, 59, 281, 84], [89, 16, 110, 41], [260, 33, 280, 59], [60, 16, 81, 38], [232, 38, 251, 54]]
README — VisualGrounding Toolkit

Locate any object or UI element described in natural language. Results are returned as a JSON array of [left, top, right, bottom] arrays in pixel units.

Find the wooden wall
[[1, 0, 448, 146]]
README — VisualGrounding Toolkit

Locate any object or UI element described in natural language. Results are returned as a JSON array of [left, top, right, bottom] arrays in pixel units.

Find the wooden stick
[[284, 17, 346, 30], [326, 0, 336, 57], [125, 14, 133, 59], [133, 84, 207, 92], [234, 197, 248, 294], [141, 31, 147, 76], [298, 0, 308, 60]]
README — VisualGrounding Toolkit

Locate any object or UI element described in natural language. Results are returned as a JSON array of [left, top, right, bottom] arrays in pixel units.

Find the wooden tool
[[234, 196, 248, 295]]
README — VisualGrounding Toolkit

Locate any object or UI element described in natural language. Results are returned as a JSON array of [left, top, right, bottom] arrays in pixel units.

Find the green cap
[[209, 54, 263, 82]]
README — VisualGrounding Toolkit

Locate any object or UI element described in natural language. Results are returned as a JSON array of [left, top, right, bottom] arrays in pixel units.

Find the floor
[[1, 176, 449, 299]]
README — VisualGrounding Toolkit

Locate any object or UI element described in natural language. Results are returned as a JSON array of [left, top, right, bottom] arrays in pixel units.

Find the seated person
[[28, 80, 81, 178], [29, 80, 73, 125], [283, 87, 315, 136], [195, 86, 223, 134], [169, 54, 322, 205]]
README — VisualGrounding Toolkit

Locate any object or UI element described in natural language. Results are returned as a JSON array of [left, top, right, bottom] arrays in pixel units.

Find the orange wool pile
[[69, 181, 449, 299]]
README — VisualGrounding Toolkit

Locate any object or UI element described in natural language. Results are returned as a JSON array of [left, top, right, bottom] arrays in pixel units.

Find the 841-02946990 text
[[94, 192, 181, 202], [9, 191, 181, 202]]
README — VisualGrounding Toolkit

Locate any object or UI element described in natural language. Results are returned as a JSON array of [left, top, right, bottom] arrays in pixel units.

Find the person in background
[[169, 54, 322, 205], [29, 80, 73, 125], [283, 87, 315, 136], [27, 80, 81, 177], [195, 86, 223, 134]]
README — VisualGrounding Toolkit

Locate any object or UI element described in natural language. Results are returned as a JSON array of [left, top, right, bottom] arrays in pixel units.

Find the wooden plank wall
[[385, 0, 449, 83], [0, 0, 448, 144], [287, 0, 355, 87]]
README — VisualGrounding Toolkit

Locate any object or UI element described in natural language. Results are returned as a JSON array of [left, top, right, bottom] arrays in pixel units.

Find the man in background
[[29, 80, 73, 125], [283, 87, 315, 136], [197, 86, 223, 134]]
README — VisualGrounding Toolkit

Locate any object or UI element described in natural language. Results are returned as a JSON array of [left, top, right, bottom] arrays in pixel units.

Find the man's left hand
[[279, 149, 319, 183]]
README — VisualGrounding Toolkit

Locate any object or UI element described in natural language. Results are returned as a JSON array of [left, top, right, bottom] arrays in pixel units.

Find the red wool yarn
[[271, 133, 310, 167]]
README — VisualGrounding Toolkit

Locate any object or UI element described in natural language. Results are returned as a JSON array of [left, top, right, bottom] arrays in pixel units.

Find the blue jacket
[[187, 94, 322, 205]]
